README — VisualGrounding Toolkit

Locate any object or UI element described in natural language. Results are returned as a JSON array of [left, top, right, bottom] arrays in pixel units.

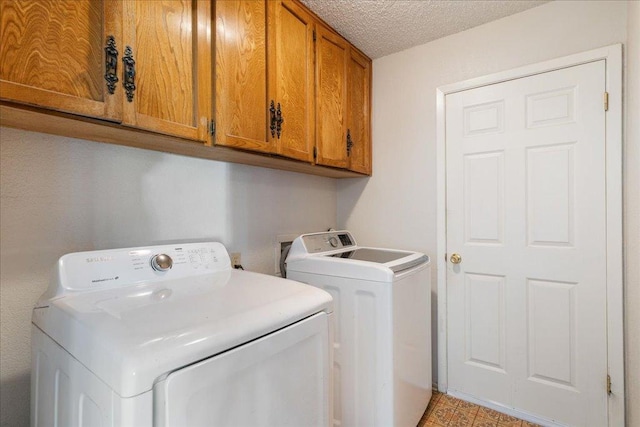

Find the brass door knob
[[450, 253, 462, 264]]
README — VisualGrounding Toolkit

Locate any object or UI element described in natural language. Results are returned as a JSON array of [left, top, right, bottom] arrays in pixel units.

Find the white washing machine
[[285, 231, 431, 427], [31, 241, 333, 427]]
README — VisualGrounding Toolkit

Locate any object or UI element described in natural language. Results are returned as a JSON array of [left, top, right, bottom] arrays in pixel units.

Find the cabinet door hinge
[[209, 119, 216, 136], [607, 374, 612, 395], [313, 146, 317, 159], [604, 92, 609, 111], [313, 30, 316, 42]]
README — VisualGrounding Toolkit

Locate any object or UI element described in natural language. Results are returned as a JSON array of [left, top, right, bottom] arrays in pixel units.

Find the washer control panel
[[301, 231, 356, 254], [55, 242, 231, 293]]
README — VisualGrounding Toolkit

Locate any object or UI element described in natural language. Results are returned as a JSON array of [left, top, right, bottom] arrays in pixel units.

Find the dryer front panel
[[153, 312, 331, 427]]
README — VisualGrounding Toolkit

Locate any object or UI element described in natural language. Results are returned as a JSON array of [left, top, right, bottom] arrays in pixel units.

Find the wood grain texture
[[215, 0, 271, 151], [0, 0, 122, 120], [122, 0, 210, 141], [315, 24, 348, 169], [195, 0, 212, 143], [272, 0, 314, 162], [1, 102, 366, 178], [347, 48, 371, 175], [1, 0, 102, 99], [135, 0, 193, 124]]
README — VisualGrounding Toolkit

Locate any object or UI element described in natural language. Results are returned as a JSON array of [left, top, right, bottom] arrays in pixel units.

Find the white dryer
[[31, 242, 333, 427], [285, 231, 431, 427]]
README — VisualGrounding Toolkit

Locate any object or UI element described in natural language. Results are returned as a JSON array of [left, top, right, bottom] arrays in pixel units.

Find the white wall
[[0, 128, 337, 426], [337, 0, 639, 424]]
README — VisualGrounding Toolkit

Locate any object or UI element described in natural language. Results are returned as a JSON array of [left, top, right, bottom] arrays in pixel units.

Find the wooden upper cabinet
[[0, 0, 371, 175], [122, 0, 211, 141], [0, 0, 122, 121], [215, 0, 371, 171], [214, 0, 271, 152], [0, 0, 211, 141], [346, 48, 371, 175], [215, 0, 314, 162], [270, 0, 314, 162], [315, 24, 349, 169]]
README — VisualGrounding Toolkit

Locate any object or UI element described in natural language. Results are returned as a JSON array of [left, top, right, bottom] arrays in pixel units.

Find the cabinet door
[[270, 0, 314, 162], [315, 25, 348, 169], [346, 48, 371, 175], [122, 0, 211, 142], [0, 0, 122, 121], [214, 0, 271, 152]]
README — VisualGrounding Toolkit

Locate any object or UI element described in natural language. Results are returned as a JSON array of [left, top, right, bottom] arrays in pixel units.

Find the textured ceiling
[[300, 0, 549, 59]]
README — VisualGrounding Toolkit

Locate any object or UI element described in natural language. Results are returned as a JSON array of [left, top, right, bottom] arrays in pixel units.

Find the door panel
[[123, 0, 210, 141], [527, 279, 577, 389], [463, 151, 504, 244], [215, 0, 271, 152], [464, 273, 506, 372], [0, 0, 122, 120], [272, 0, 314, 162], [526, 144, 575, 246], [446, 61, 607, 426]]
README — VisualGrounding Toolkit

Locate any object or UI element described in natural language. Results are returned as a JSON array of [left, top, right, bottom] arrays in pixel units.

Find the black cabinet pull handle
[[346, 129, 354, 156], [104, 36, 118, 94], [269, 100, 276, 138], [122, 46, 136, 102], [276, 103, 283, 138]]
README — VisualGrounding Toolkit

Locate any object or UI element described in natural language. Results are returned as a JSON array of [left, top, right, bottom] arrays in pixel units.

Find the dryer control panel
[[46, 242, 231, 298], [300, 231, 356, 254]]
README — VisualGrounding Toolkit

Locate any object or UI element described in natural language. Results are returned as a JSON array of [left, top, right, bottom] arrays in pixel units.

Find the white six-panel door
[[446, 61, 607, 426]]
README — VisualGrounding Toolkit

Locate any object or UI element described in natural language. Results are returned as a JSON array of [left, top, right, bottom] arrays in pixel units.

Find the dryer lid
[[33, 246, 332, 398]]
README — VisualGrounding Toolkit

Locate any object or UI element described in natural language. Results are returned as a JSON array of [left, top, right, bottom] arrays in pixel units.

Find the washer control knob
[[151, 254, 173, 272], [329, 236, 339, 248]]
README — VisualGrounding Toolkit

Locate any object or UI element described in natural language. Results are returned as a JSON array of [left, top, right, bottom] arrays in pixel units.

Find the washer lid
[[328, 248, 429, 272], [328, 248, 408, 263], [286, 231, 430, 281], [32, 269, 332, 398], [287, 249, 429, 281]]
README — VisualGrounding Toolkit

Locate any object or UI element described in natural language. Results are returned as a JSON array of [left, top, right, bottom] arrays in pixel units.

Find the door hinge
[[313, 29, 316, 42], [209, 119, 216, 136], [607, 374, 612, 395], [313, 146, 317, 160], [604, 92, 609, 111]]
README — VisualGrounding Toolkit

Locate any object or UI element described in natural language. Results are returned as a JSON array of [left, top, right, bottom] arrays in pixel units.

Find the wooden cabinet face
[[215, 0, 271, 152], [347, 48, 371, 175], [0, 0, 122, 120], [271, 0, 314, 162], [0, 0, 371, 176], [315, 26, 348, 169], [215, 0, 314, 161], [123, 0, 210, 141]]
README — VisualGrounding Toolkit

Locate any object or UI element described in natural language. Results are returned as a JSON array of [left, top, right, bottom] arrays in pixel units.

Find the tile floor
[[417, 391, 541, 427]]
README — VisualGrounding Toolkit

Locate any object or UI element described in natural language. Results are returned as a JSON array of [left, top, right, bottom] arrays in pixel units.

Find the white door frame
[[436, 44, 624, 426]]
